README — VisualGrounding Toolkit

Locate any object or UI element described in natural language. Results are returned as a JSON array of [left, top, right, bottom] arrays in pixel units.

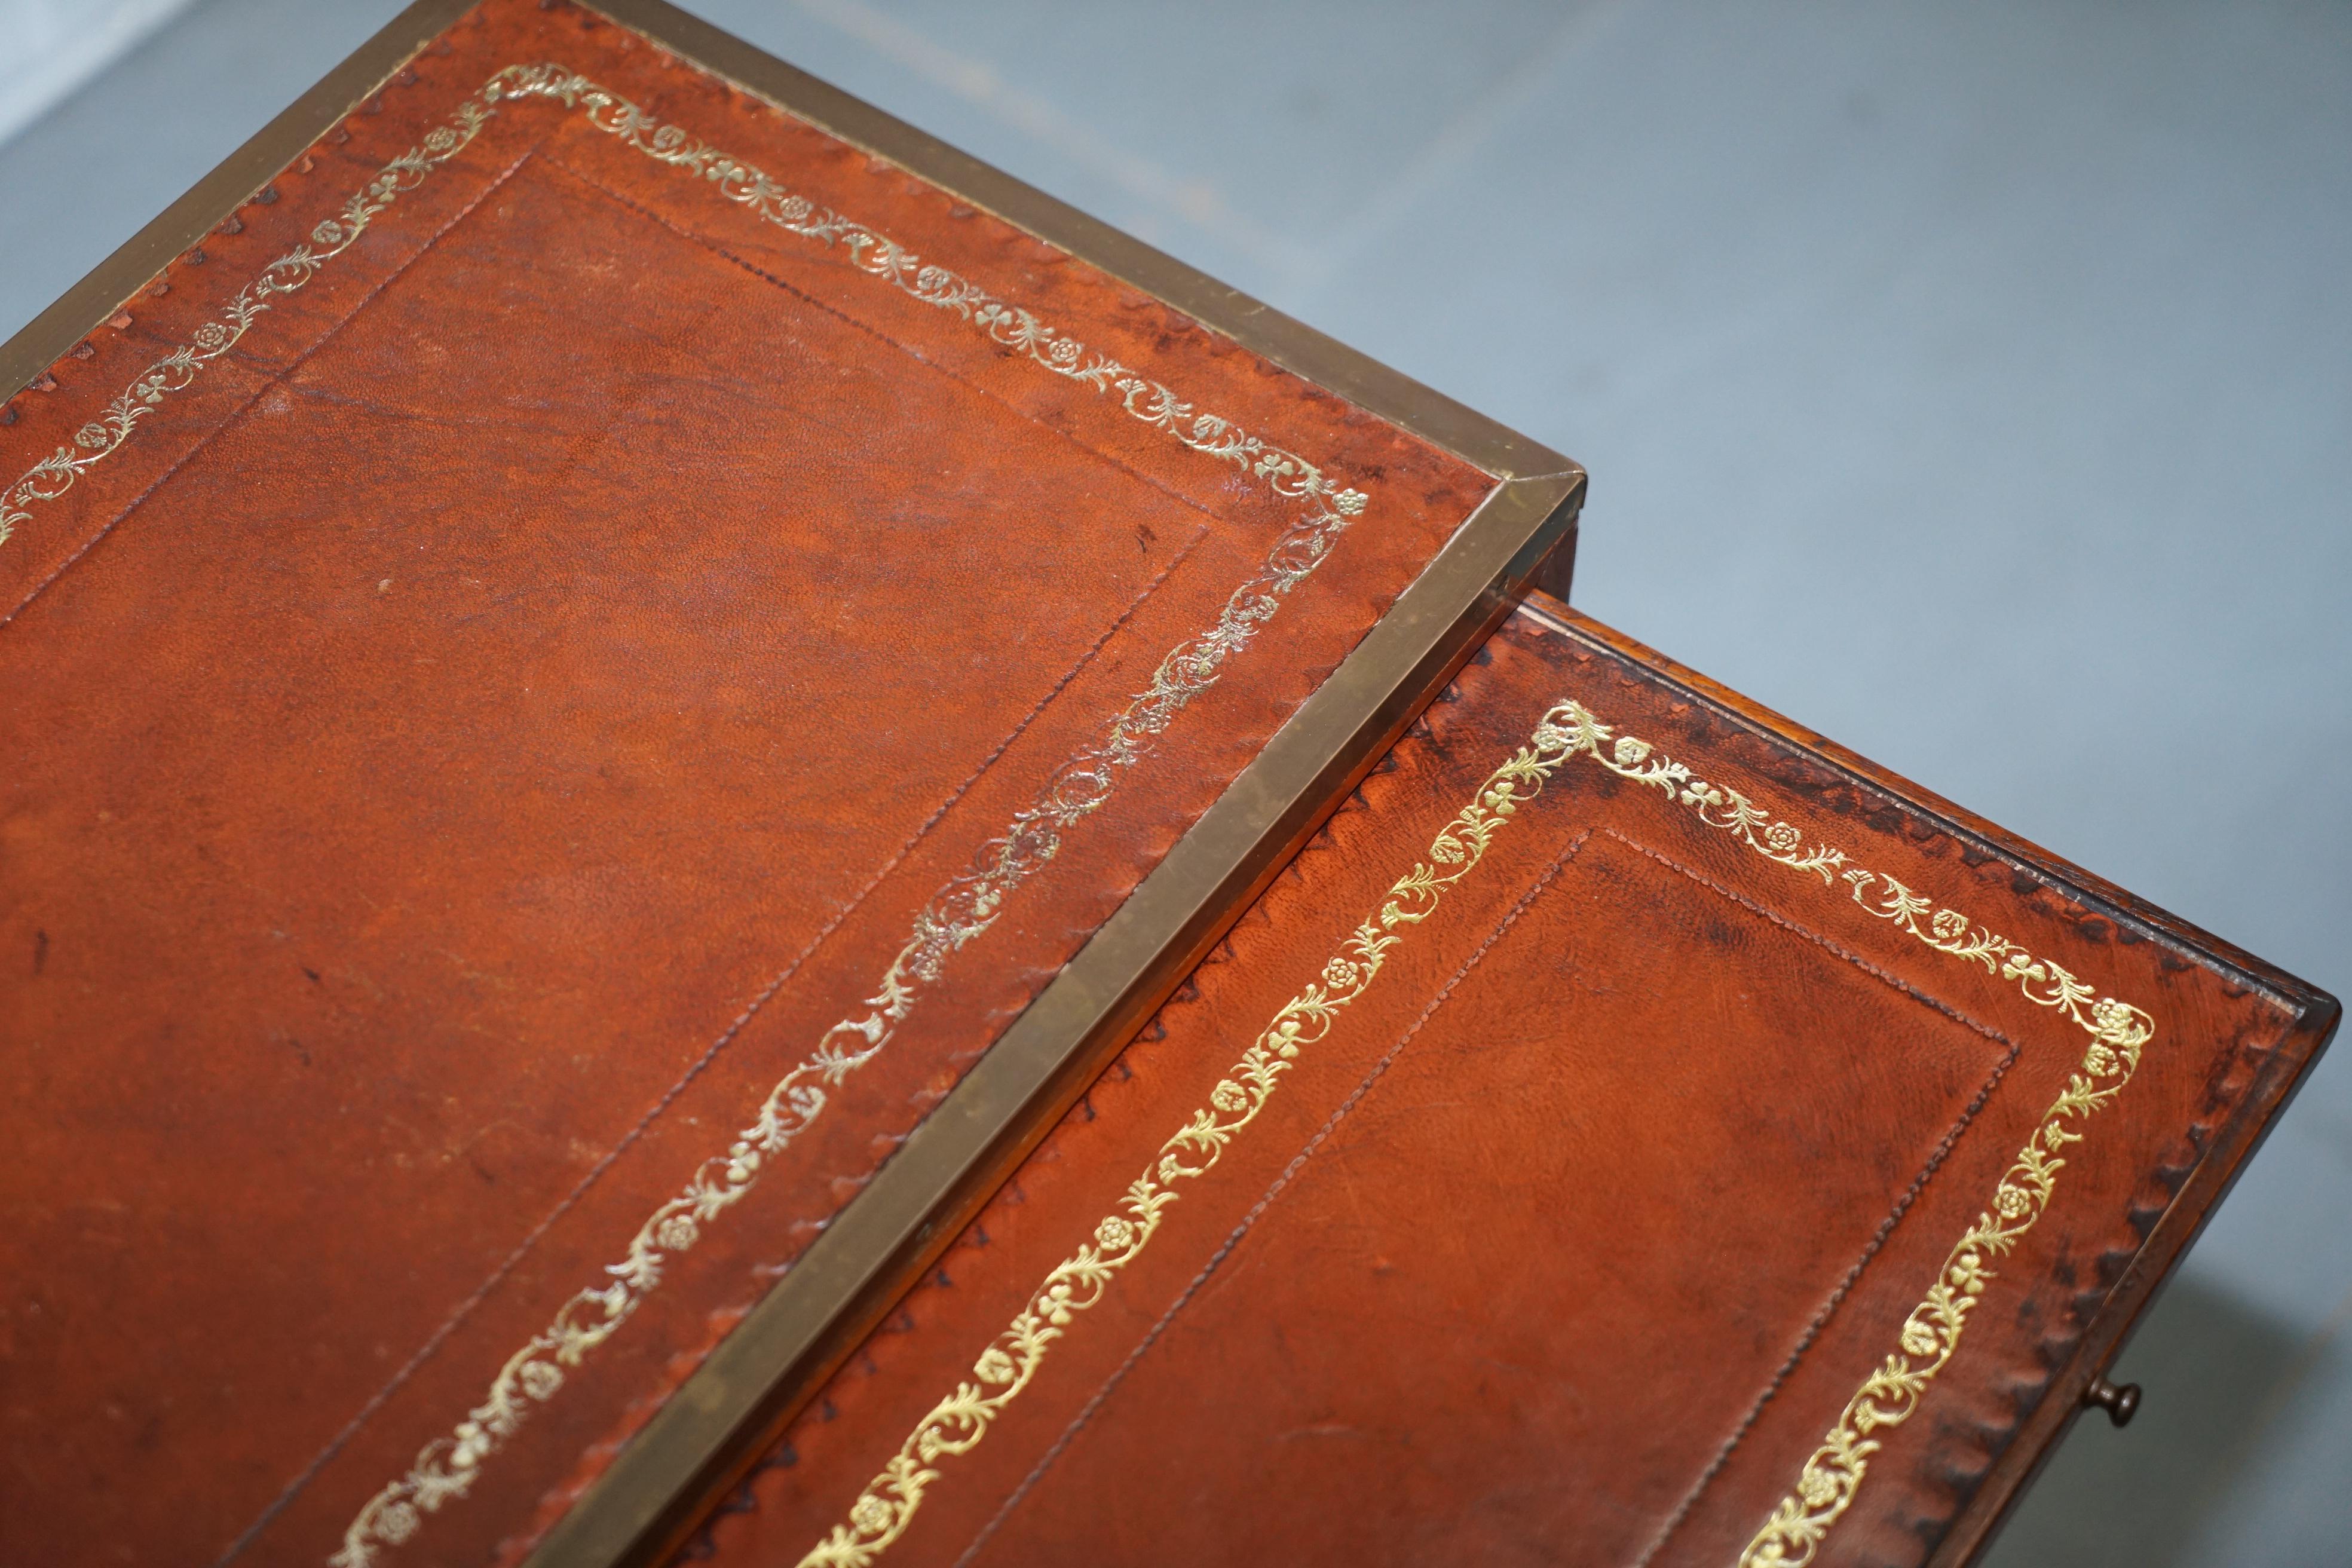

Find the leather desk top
[[0, 3, 1518, 1563], [684, 599, 2335, 1568], [4, 4, 2326, 1567]]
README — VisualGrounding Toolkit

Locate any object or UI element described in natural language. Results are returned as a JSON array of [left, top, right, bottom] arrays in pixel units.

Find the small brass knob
[[2084, 1376, 2141, 1428]]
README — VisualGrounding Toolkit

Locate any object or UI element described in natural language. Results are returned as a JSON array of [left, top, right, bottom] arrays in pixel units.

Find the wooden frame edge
[[1518, 594, 2341, 1568]]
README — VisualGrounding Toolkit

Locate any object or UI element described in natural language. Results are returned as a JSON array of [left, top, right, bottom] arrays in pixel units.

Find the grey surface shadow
[[1977, 1274, 2306, 1568]]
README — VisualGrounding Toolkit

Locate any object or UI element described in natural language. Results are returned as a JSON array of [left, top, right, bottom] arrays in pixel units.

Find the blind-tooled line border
[[952, 825, 1597, 1567], [1611, 826, 2020, 1568]]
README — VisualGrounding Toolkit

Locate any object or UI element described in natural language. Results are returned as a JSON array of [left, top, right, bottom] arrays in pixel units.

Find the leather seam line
[[1601, 827, 2011, 1046], [948, 825, 1595, 1568]]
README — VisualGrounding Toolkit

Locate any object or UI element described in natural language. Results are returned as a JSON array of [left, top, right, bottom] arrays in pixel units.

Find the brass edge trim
[[582, 0, 1576, 486], [0, 0, 1582, 1557], [522, 473, 1582, 1568], [0, 43, 1373, 1556], [799, 696, 1592, 1564], [234, 60, 1392, 1568], [0, 0, 480, 403]]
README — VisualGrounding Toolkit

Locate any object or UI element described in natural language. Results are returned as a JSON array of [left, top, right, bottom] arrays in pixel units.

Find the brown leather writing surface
[[0, 3, 1546, 1563], [690, 599, 2334, 1568]]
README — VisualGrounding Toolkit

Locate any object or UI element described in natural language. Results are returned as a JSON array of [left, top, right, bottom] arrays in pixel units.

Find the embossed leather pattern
[[0, 4, 1499, 1564], [689, 601, 2335, 1568]]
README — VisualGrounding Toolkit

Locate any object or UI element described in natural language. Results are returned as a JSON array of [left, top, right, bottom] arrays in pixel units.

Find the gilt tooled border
[[0, 60, 1376, 1568], [1, 63, 1365, 547], [795, 694, 2158, 1568], [1542, 703, 2157, 1567], [341, 69, 1368, 1568], [797, 700, 1591, 1566]]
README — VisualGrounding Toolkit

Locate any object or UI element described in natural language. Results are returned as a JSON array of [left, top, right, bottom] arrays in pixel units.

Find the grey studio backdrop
[[2, 2, 2344, 1562]]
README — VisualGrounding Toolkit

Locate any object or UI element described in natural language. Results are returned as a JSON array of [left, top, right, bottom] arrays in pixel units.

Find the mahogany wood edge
[[520, 474, 1584, 1568], [1515, 595, 2320, 1010], [1933, 994, 2339, 1568], [1514, 593, 2342, 1566], [0, 0, 482, 402], [579, 0, 1574, 486]]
